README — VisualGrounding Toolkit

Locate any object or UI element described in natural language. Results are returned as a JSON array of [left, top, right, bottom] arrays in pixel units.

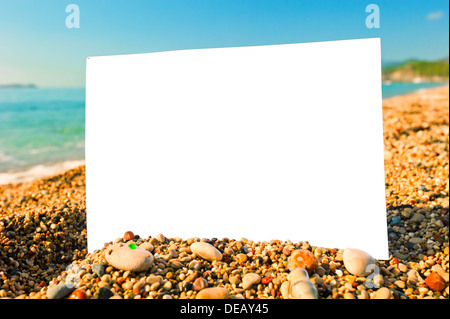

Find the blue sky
[[0, 0, 448, 87]]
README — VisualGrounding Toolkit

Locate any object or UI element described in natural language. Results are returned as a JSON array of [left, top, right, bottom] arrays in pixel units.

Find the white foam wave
[[0, 159, 85, 185]]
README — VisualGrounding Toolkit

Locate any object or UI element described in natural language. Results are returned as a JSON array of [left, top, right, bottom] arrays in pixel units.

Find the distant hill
[[382, 58, 449, 83]]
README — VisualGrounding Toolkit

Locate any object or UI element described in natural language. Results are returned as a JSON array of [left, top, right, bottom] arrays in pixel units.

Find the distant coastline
[[0, 83, 37, 88]]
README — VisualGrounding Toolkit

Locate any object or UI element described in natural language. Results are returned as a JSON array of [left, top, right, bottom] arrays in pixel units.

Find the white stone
[[343, 248, 376, 276], [288, 268, 309, 283], [190, 242, 223, 262], [280, 281, 290, 299], [105, 243, 154, 272], [289, 279, 318, 299]]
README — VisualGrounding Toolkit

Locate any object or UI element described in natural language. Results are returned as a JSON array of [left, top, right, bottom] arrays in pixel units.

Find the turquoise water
[[0, 82, 447, 174], [0, 88, 85, 172], [381, 82, 447, 99]]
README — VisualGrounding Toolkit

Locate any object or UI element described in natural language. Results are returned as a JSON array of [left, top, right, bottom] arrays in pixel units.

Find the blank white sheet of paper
[[85, 38, 389, 259]]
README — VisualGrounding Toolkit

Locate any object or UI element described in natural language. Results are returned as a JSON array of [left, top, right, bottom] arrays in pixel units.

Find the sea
[[0, 82, 447, 185]]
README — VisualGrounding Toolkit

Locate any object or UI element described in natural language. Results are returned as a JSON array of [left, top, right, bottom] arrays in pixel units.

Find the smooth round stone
[[343, 248, 376, 276], [192, 277, 208, 291], [288, 249, 318, 274], [242, 273, 261, 290], [288, 268, 309, 283], [190, 242, 222, 262], [411, 213, 425, 223], [46, 283, 75, 299], [280, 281, 290, 299], [195, 287, 228, 299], [105, 243, 154, 272], [374, 287, 392, 299], [289, 280, 318, 299]]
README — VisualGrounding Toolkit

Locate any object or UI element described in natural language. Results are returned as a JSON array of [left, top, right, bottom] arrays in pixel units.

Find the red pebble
[[290, 249, 318, 274], [261, 276, 272, 284], [123, 231, 134, 241], [69, 289, 88, 299], [426, 272, 446, 292], [392, 257, 399, 265]]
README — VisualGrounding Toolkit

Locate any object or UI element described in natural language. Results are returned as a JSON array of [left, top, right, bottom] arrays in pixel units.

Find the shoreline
[[0, 159, 85, 186], [383, 83, 449, 102]]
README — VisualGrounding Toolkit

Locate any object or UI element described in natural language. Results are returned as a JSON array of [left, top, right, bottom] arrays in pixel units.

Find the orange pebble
[[69, 289, 88, 299], [426, 272, 446, 292], [290, 249, 318, 274]]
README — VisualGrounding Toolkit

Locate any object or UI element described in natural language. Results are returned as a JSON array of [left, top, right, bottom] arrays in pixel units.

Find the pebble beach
[[0, 85, 448, 300]]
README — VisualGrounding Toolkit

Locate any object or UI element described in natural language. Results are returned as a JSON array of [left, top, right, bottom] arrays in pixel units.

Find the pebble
[[374, 287, 392, 299], [289, 279, 318, 299], [411, 213, 425, 223], [229, 276, 241, 285], [408, 237, 424, 245], [431, 265, 449, 282], [390, 216, 401, 225], [68, 289, 88, 299], [288, 249, 318, 274], [236, 253, 247, 263], [196, 287, 228, 299], [242, 273, 261, 290], [190, 242, 223, 262], [344, 292, 355, 299], [289, 268, 310, 282], [92, 263, 105, 277], [105, 243, 154, 272], [394, 280, 405, 289], [189, 260, 201, 270], [192, 277, 208, 291], [426, 272, 446, 292], [46, 283, 75, 299], [343, 248, 376, 276], [95, 287, 114, 299], [407, 269, 423, 285], [280, 281, 290, 299], [123, 231, 135, 241]]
